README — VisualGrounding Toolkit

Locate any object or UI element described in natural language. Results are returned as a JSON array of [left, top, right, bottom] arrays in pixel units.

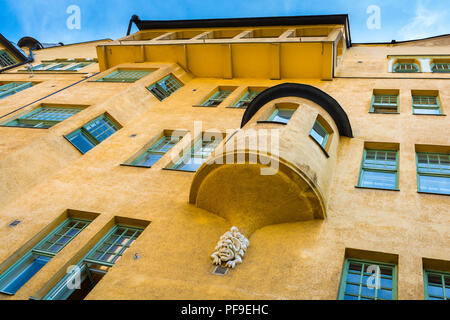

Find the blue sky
[[0, 0, 449, 45]]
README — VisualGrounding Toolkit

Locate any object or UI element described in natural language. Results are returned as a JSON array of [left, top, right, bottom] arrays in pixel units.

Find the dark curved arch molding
[[17, 37, 44, 50], [241, 83, 353, 138]]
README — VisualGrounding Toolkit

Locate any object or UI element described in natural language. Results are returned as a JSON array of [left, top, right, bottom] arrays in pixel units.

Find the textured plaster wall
[[0, 34, 448, 300]]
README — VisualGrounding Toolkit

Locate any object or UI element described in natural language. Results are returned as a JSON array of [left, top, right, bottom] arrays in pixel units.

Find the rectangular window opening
[[0, 50, 18, 67], [266, 107, 296, 124], [416, 152, 450, 195], [65, 114, 120, 154], [147, 74, 183, 101], [0, 82, 33, 100], [339, 258, 397, 300], [43, 224, 145, 300], [424, 269, 450, 300], [232, 89, 262, 109], [4, 105, 84, 129], [97, 69, 152, 83], [412, 94, 441, 115], [124, 131, 186, 168], [371, 94, 399, 114], [358, 148, 399, 190], [169, 134, 222, 172], [201, 88, 235, 107], [0, 217, 92, 295]]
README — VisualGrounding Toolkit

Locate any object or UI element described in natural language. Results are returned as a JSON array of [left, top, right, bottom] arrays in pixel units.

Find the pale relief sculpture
[[211, 227, 250, 269]]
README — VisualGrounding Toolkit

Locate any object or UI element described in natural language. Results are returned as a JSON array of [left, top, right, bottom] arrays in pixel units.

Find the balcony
[[189, 83, 353, 234]]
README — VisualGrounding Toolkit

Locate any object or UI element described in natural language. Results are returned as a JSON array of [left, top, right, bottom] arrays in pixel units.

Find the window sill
[[355, 186, 400, 192], [0, 125, 49, 130], [309, 135, 330, 158], [412, 113, 446, 116], [120, 163, 152, 169], [369, 111, 400, 115], [417, 191, 449, 196], [192, 104, 218, 108], [256, 121, 288, 125], [226, 106, 246, 109], [162, 167, 196, 173]]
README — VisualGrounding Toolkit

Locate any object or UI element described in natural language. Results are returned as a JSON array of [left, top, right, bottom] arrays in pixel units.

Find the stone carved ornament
[[211, 226, 250, 269]]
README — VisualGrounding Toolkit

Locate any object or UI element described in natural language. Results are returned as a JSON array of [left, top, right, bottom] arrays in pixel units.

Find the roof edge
[[354, 33, 450, 46], [130, 14, 352, 47]]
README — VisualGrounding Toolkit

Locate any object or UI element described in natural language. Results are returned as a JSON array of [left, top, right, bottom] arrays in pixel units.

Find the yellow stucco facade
[[0, 15, 448, 300]]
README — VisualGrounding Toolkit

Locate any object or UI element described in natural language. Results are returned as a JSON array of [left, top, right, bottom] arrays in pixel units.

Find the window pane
[[174, 156, 206, 172], [6, 106, 82, 129], [419, 175, 450, 194], [340, 259, 396, 300], [233, 91, 260, 109], [378, 289, 393, 300], [84, 116, 119, 142], [67, 130, 96, 154], [147, 75, 183, 101], [345, 283, 360, 295], [129, 135, 182, 167], [310, 121, 328, 147], [0, 50, 18, 67], [269, 109, 294, 123], [98, 70, 152, 83], [413, 107, 441, 115], [203, 90, 232, 107], [0, 82, 33, 100], [427, 285, 444, 298], [0, 254, 51, 295], [86, 226, 142, 265], [132, 153, 163, 167], [360, 170, 397, 189]]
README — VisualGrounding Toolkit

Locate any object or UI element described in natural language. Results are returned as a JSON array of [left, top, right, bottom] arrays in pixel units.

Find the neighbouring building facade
[[0, 14, 448, 300]]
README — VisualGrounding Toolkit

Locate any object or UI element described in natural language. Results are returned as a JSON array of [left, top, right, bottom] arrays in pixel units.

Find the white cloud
[[398, 0, 449, 40]]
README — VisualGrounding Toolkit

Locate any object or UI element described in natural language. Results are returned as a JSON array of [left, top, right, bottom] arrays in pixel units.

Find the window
[[412, 95, 441, 115], [30, 63, 53, 71], [266, 107, 295, 124], [358, 149, 399, 190], [232, 90, 261, 109], [66, 62, 93, 71], [393, 62, 420, 73], [416, 152, 450, 195], [431, 62, 450, 73], [202, 90, 233, 107], [29, 60, 94, 71], [0, 50, 17, 67], [125, 133, 184, 168], [371, 95, 399, 113], [147, 74, 183, 101], [97, 70, 152, 83], [310, 120, 330, 149], [0, 82, 33, 100], [170, 136, 220, 172], [424, 270, 450, 300], [65, 114, 120, 154], [43, 224, 144, 300], [338, 258, 397, 300], [0, 218, 91, 295], [4, 106, 83, 129]]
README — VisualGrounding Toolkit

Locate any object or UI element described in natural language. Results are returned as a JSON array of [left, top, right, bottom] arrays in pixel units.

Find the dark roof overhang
[[128, 14, 352, 47], [241, 83, 353, 138], [0, 33, 31, 72]]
